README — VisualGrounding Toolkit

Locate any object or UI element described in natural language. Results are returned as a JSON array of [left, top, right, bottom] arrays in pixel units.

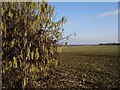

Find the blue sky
[[49, 2, 118, 45]]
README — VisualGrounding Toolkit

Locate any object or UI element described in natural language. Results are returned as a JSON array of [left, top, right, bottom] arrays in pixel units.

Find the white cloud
[[97, 8, 120, 18]]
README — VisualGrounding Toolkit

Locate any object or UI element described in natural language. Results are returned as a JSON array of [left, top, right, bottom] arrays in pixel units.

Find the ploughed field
[[35, 45, 119, 89]]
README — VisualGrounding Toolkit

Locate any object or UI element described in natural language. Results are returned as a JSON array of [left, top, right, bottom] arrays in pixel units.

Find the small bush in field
[[1, 1, 66, 89]]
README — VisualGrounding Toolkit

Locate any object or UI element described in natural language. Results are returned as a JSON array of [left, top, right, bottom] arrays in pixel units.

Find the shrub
[[1, 1, 66, 89]]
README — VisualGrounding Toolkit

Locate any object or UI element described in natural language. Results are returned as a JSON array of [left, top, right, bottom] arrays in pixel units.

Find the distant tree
[[1, 1, 66, 89]]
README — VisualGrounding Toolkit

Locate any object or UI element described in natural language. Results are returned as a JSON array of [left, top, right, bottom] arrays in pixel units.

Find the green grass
[[60, 45, 118, 56], [56, 45, 119, 89]]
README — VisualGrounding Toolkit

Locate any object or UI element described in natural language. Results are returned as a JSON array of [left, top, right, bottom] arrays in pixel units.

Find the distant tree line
[[99, 43, 120, 45]]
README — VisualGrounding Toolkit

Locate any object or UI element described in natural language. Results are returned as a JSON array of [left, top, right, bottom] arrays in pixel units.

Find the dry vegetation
[[1, 1, 120, 89], [34, 45, 119, 89]]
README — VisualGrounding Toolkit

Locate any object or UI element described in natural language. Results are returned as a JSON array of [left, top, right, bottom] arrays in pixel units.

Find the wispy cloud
[[97, 8, 120, 18]]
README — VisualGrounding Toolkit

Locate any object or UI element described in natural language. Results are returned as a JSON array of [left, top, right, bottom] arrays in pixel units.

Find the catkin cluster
[[1, 1, 66, 89]]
